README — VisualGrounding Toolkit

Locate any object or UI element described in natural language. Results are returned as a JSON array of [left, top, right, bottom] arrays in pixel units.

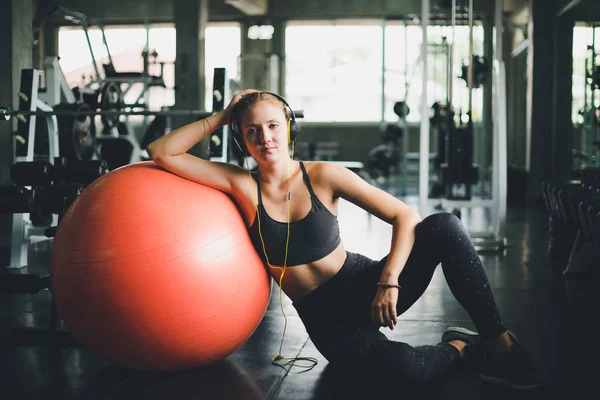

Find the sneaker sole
[[442, 327, 480, 349], [445, 327, 478, 336], [479, 373, 548, 390]]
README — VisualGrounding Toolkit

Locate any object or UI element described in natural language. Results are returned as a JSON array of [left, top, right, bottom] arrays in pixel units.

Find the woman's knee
[[420, 212, 459, 228], [417, 212, 463, 238]]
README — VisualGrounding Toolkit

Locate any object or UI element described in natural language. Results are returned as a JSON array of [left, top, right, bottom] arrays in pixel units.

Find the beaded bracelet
[[376, 282, 401, 289]]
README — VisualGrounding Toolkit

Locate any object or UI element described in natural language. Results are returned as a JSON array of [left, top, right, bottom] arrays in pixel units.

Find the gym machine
[[2, 65, 307, 168], [0, 156, 108, 346], [426, 10, 481, 201], [4, 69, 61, 270], [0, 67, 110, 266], [573, 23, 600, 170], [418, 0, 507, 252], [541, 172, 600, 319], [48, 6, 168, 113], [0, 68, 110, 346], [366, 101, 409, 188]]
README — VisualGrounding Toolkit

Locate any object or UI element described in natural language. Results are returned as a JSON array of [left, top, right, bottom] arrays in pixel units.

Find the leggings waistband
[[293, 251, 381, 315]]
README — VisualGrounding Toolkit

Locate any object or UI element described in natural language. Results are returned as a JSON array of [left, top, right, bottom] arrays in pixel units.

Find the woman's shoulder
[[301, 160, 334, 180], [300, 160, 336, 174], [300, 161, 350, 192], [302, 160, 371, 197], [302, 160, 350, 176]]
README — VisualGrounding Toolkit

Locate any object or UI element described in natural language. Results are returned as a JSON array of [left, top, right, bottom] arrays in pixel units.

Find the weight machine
[[2, 67, 112, 269], [0, 67, 111, 347], [7, 69, 60, 270], [574, 23, 600, 169], [48, 6, 168, 113], [418, 0, 507, 252]]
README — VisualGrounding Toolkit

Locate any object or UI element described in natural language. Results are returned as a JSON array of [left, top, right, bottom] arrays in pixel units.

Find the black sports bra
[[248, 162, 341, 266]]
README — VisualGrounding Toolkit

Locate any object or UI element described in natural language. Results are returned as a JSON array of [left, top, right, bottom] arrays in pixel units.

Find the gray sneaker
[[440, 327, 482, 361], [479, 332, 547, 390]]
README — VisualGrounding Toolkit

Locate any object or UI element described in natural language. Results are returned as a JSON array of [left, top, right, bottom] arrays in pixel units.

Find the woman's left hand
[[371, 287, 398, 330]]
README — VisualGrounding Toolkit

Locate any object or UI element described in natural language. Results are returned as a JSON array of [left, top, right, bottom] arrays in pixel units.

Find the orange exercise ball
[[50, 162, 271, 371]]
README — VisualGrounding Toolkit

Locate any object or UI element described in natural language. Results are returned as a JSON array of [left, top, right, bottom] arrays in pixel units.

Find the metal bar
[[510, 38, 529, 58], [493, 0, 507, 249], [468, 0, 474, 115], [381, 19, 386, 122], [81, 24, 100, 81], [426, 198, 496, 207], [448, 0, 456, 109], [99, 24, 114, 67], [556, 0, 583, 18], [1, 108, 306, 120], [593, 23, 600, 167], [419, 0, 430, 214], [592, 23, 596, 127], [2, 109, 214, 119], [495, 59, 508, 244], [495, 0, 503, 61]]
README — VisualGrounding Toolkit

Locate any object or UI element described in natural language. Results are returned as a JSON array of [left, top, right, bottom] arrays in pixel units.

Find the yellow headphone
[[244, 121, 317, 372], [230, 92, 298, 153]]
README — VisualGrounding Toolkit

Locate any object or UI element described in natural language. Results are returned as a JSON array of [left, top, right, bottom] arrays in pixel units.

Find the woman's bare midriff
[[267, 241, 347, 302], [234, 162, 346, 303]]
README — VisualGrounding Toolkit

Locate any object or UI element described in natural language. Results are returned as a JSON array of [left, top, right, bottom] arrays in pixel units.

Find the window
[[572, 25, 600, 123], [58, 27, 100, 87], [147, 25, 177, 110], [384, 22, 485, 123], [572, 24, 600, 162], [285, 21, 384, 122], [204, 23, 241, 112], [383, 23, 420, 123], [59, 23, 241, 112], [59, 25, 148, 89], [285, 20, 484, 123], [59, 25, 165, 109]]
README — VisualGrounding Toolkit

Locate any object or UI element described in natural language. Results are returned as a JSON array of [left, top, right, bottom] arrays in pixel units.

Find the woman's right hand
[[223, 89, 260, 123]]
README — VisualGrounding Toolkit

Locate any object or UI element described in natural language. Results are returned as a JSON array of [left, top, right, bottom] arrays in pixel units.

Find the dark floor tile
[[1, 203, 598, 400]]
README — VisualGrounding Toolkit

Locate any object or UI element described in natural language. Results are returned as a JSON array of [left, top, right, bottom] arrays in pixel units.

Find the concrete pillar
[[526, 0, 556, 201], [42, 22, 59, 57], [272, 19, 286, 96], [506, 25, 528, 169], [33, 0, 59, 70], [0, 0, 34, 258], [552, 17, 574, 184], [174, 0, 208, 159]]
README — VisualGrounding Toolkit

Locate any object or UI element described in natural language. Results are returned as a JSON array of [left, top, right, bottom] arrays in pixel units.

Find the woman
[[146, 90, 545, 390]]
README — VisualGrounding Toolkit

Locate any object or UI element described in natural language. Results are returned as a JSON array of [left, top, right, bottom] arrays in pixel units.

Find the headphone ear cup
[[230, 121, 246, 153], [288, 120, 297, 142]]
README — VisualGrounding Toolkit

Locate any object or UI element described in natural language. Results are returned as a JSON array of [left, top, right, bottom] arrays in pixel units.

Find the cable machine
[[419, 0, 507, 252]]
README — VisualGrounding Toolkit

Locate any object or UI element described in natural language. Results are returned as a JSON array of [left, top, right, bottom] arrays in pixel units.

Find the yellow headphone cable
[[245, 138, 318, 373]]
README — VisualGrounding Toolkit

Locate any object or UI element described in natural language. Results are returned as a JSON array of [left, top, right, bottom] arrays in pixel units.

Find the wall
[[296, 122, 435, 165]]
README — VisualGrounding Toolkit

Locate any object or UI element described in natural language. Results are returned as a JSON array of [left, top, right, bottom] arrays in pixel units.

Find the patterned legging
[[293, 212, 507, 382]]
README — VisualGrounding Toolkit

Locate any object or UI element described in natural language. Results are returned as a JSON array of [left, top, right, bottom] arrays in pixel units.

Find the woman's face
[[239, 100, 289, 162]]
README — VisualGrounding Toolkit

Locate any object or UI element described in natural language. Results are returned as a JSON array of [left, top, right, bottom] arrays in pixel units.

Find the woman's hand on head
[[223, 89, 261, 122], [371, 287, 398, 330]]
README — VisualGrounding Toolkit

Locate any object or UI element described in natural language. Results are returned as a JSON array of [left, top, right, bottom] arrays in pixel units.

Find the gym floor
[[0, 198, 595, 400]]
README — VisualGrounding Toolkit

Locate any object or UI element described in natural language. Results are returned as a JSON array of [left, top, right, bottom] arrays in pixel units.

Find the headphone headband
[[229, 92, 297, 154]]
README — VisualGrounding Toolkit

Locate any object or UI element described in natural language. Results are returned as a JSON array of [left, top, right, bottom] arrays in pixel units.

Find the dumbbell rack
[[1, 67, 110, 345], [8, 69, 60, 269], [1, 157, 108, 346], [541, 170, 600, 311]]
